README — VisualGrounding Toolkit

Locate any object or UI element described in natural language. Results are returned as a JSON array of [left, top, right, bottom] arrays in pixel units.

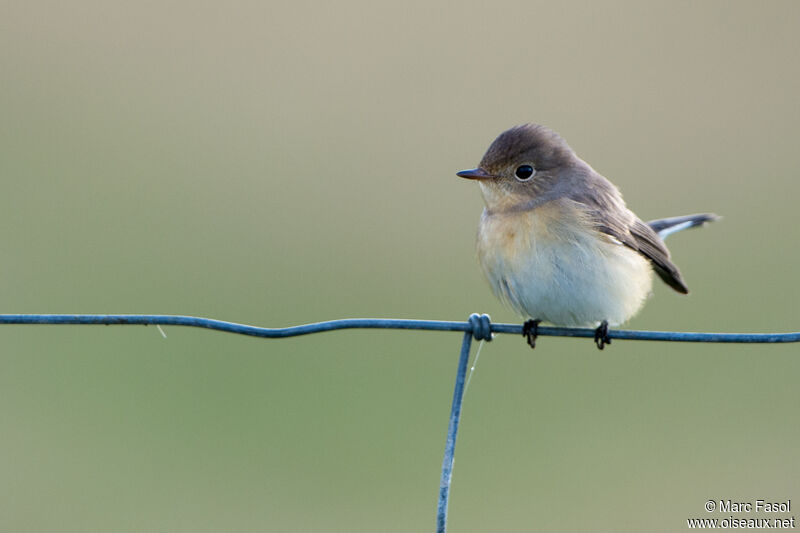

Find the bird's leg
[[594, 320, 611, 350], [522, 319, 541, 349]]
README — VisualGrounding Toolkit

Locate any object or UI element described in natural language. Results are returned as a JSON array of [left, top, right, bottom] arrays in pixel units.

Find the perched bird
[[458, 124, 716, 349]]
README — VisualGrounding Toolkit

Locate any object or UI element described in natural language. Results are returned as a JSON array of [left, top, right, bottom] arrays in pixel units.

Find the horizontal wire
[[0, 314, 798, 343]]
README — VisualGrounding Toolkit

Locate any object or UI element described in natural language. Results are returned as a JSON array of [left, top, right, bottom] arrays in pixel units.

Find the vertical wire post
[[436, 331, 473, 533]]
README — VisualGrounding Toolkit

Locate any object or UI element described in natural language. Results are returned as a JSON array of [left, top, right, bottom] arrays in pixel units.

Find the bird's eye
[[515, 165, 534, 181]]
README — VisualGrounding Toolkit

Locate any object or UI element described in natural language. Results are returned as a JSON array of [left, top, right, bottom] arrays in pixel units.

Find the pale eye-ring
[[515, 165, 534, 181]]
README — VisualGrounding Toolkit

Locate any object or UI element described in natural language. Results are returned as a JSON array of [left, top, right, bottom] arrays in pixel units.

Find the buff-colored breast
[[476, 199, 653, 327]]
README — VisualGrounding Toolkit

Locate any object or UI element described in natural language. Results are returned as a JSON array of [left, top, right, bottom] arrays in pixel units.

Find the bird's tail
[[647, 213, 719, 240]]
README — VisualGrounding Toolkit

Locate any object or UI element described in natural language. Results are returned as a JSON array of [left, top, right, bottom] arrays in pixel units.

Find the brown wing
[[628, 219, 689, 294], [563, 167, 690, 294], [593, 210, 689, 294]]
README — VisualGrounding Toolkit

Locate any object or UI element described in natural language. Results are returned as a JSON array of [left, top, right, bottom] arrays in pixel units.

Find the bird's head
[[458, 123, 581, 212]]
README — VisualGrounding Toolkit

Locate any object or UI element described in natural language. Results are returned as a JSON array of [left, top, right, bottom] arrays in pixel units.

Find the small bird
[[458, 124, 716, 349]]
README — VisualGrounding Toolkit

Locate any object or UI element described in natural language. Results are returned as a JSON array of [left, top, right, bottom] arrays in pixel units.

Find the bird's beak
[[456, 167, 495, 180]]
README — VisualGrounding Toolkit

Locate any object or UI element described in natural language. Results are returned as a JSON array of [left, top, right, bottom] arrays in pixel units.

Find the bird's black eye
[[515, 165, 534, 181]]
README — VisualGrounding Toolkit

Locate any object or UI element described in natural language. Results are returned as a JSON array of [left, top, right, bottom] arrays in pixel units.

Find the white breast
[[476, 202, 653, 327]]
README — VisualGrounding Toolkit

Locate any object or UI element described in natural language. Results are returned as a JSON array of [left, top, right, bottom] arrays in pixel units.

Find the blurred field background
[[2, 1, 799, 531]]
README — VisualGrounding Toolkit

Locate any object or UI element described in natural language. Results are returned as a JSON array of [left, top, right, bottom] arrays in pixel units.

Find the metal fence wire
[[2, 313, 798, 533]]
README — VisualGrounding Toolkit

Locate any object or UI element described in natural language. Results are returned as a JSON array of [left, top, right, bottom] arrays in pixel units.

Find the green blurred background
[[2, 1, 798, 531]]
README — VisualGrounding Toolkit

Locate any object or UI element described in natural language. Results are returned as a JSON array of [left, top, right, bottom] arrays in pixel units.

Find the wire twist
[[467, 313, 493, 341]]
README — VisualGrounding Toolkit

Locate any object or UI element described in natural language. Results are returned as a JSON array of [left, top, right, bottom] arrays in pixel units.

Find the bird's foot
[[522, 319, 541, 349], [594, 320, 611, 350]]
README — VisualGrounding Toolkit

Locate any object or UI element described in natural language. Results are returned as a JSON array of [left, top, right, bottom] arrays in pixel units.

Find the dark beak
[[456, 167, 495, 180]]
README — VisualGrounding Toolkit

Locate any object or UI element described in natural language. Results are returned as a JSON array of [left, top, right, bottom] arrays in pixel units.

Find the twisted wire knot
[[468, 313, 493, 341]]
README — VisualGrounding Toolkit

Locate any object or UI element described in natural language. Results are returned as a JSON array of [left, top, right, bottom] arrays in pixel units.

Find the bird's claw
[[594, 320, 611, 350], [522, 319, 541, 349]]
